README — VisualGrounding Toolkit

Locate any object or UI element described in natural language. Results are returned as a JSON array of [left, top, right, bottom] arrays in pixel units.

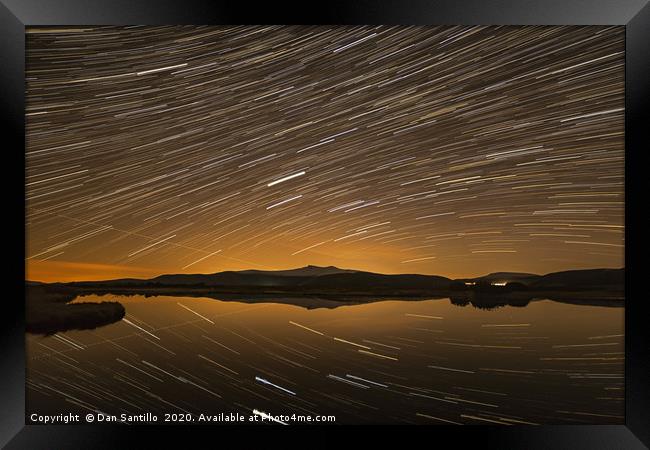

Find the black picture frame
[[1, 1, 648, 448]]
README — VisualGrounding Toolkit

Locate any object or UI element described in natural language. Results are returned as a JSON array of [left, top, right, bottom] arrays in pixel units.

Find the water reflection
[[26, 295, 624, 425]]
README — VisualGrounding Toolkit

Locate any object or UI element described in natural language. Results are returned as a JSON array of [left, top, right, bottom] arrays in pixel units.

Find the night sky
[[25, 25, 625, 282]]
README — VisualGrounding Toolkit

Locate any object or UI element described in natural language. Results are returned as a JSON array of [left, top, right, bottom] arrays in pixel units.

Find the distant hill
[[61, 265, 347, 288], [238, 265, 357, 277], [57, 265, 623, 294], [531, 268, 624, 290], [455, 272, 540, 284], [455, 268, 623, 291], [148, 265, 357, 287], [65, 265, 451, 292], [476, 272, 540, 283], [300, 271, 451, 291]]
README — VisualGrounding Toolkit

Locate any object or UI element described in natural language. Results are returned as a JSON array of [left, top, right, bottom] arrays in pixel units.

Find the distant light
[[465, 281, 476, 286], [492, 281, 507, 286]]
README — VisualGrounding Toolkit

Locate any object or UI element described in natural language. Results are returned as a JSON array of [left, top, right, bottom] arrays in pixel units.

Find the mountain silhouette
[[129, 265, 358, 288], [530, 268, 624, 290], [59, 265, 624, 293], [475, 272, 539, 283], [65, 265, 452, 293], [300, 271, 451, 290], [237, 265, 357, 277]]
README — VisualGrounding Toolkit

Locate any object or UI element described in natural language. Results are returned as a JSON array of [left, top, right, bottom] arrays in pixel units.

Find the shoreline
[[26, 282, 624, 335]]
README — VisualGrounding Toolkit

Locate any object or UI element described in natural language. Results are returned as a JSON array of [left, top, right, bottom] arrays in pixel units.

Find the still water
[[26, 295, 624, 425]]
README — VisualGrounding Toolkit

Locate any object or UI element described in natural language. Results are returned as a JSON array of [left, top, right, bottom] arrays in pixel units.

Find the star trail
[[25, 25, 625, 281]]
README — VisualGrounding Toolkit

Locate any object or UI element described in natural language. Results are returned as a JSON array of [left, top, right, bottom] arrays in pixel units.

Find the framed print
[[1, 0, 649, 448]]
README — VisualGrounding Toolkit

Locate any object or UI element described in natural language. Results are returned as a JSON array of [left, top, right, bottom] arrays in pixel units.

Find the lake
[[26, 294, 624, 425]]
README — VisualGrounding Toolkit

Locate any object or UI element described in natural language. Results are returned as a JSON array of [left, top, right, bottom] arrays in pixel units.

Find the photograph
[[24, 24, 626, 426]]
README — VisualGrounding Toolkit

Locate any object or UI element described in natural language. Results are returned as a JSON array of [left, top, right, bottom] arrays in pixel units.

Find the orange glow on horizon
[[26, 257, 624, 283], [26, 260, 166, 283]]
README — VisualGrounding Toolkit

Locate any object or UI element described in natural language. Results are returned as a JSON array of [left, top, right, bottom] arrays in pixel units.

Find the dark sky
[[25, 25, 624, 281]]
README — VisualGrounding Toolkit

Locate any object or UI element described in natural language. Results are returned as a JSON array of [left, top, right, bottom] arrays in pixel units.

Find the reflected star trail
[[26, 296, 625, 425], [25, 25, 624, 281]]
